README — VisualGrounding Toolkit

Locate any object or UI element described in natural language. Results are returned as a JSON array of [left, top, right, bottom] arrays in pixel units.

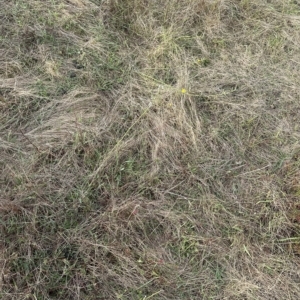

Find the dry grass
[[1, 0, 300, 299]]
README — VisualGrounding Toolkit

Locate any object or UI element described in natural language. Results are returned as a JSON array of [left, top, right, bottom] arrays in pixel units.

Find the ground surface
[[1, 0, 300, 299]]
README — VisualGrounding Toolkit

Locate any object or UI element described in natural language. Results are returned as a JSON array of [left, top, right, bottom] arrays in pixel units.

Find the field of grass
[[1, 0, 300, 299]]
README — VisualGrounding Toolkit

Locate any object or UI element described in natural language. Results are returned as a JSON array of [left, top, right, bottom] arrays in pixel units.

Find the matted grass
[[1, 0, 300, 299]]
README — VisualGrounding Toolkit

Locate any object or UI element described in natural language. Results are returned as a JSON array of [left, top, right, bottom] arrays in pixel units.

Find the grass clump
[[1, 0, 300, 299]]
